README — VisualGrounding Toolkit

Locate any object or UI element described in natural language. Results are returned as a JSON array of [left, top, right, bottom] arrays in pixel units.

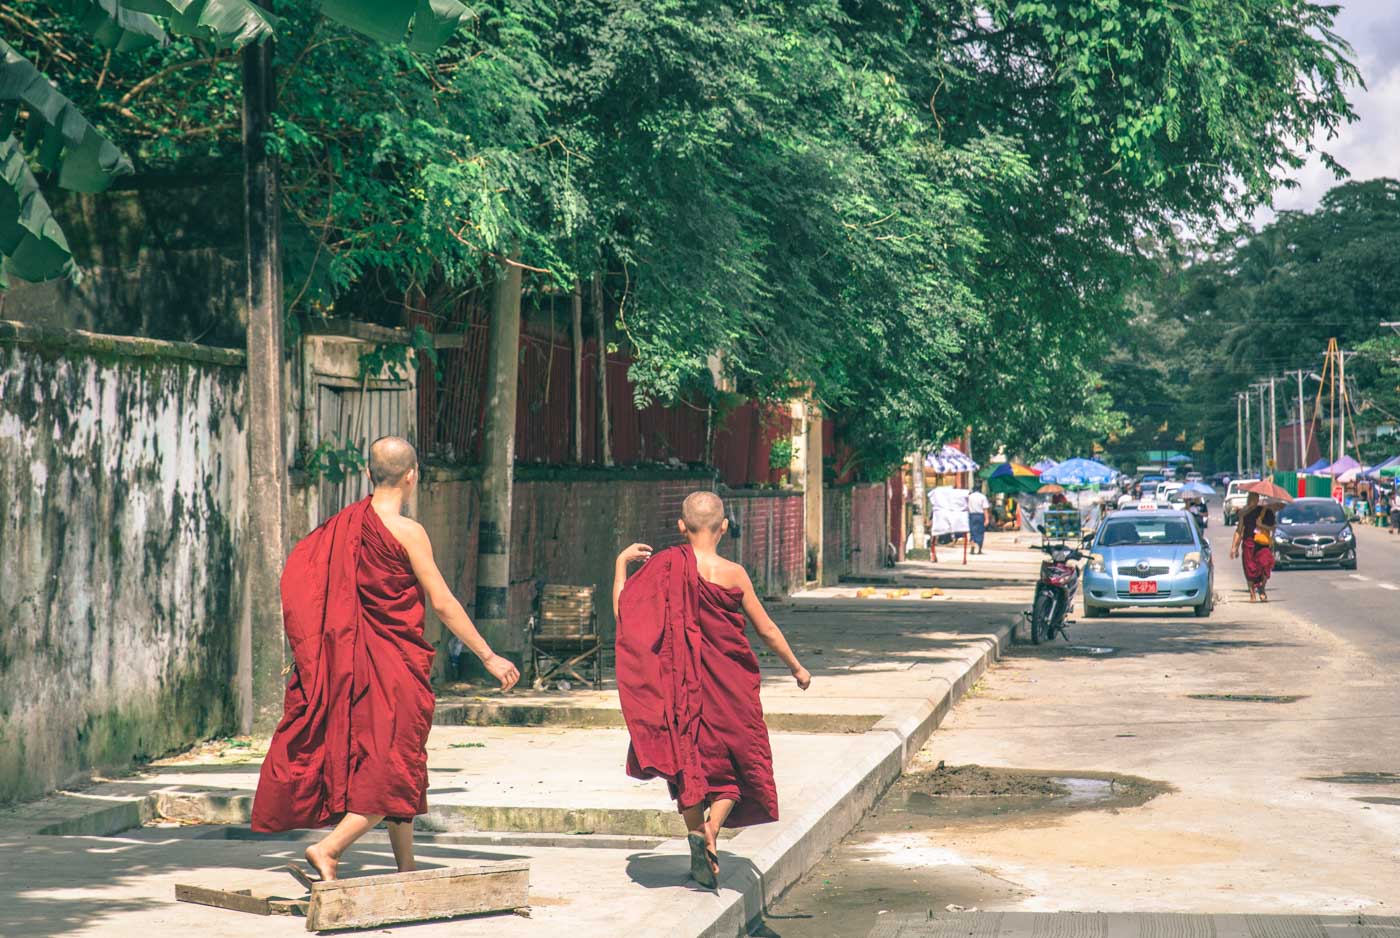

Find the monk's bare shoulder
[[381, 513, 430, 554], [708, 555, 751, 591]]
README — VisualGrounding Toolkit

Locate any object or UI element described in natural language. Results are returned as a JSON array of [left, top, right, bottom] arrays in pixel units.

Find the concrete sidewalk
[[0, 533, 1040, 938]]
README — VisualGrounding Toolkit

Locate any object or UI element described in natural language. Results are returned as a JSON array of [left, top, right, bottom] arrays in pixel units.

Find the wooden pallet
[[176, 859, 529, 932]]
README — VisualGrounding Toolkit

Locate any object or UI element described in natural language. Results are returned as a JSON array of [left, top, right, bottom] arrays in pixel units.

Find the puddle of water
[[1188, 693, 1306, 703], [892, 765, 1167, 820], [1308, 772, 1400, 785]]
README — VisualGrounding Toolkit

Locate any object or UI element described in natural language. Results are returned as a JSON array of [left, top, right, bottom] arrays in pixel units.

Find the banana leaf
[[59, 0, 167, 52], [0, 40, 132, 193], [124, 0, 277, 48], [319, 0, 472, 52], [0, 135, 73, 281]]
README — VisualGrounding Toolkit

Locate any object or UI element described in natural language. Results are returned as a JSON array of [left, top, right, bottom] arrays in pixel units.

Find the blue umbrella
[[1181, 481, 1215, 496], [1166, 454, 1193, 464], [1031, 459, 1058, 472], [1041, 457, 1118, 486]]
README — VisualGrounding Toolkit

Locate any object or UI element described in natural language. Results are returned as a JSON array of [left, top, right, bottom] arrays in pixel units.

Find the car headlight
[[1341, 527, 1354, 542], [1181, 551, 1201, 572], [1087, 553, 1105, 573]]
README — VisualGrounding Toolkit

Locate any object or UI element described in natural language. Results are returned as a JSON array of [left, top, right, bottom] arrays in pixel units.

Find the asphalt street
[[763, 503, 1400, 936]]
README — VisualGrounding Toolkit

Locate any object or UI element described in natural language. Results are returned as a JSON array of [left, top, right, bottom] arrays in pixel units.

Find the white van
[[1223, 479, 1260, 525]]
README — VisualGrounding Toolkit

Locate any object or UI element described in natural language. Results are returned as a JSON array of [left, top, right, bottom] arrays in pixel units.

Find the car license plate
[[1305, 547, 1323, 558], [1128, 580, 1158, 595]]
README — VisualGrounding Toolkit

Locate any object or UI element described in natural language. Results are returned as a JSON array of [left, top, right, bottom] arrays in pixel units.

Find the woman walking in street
[[1230, 491, 1277, 602]]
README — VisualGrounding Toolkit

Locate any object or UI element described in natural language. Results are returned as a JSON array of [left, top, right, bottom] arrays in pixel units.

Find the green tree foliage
[[1102, 179, 1400, 470], [2, 0, 1363, 478]]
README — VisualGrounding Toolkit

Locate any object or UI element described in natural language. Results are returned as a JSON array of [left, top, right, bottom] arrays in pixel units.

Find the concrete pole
[[240, 39, 288, 734], [1270, 377, 1278, 472], [1237, 394, 1245, 476], [474, 258, 524, 667], [571, 280, 583, 464], [593, 272, 612, 466], [1248, 392, 1260, 478], [909, 451, 928, 559]]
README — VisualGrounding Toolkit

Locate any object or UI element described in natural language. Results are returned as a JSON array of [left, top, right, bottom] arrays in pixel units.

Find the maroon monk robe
[[252, 497, 436, 832], [616, 544, 779, 828]]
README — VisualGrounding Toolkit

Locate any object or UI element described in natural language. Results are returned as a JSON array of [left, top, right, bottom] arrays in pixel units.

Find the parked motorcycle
[[1026, 540, 1090, 644]]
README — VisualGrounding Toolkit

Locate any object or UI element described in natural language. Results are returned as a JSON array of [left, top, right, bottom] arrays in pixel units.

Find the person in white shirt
[[967, 487, 991, 554]]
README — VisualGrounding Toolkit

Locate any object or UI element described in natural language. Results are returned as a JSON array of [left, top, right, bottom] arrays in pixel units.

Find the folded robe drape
[[616, 544, 778, 829], [252, 497, 436, 832]]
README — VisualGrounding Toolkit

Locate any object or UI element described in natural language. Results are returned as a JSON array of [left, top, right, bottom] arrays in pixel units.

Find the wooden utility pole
[[593, 272, 611, 465], [240, 38, 288, 733], [909, 451, 928, 559], [474, 258, 524, 667], [571, 279, 584, 464]]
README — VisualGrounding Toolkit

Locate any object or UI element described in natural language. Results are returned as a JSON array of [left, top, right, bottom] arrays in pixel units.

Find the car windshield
[[1279, 503, 1345, 525], [1099, 519, 1196, 547]]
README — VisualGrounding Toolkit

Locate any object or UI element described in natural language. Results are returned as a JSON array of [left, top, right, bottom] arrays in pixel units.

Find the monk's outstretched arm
[[738, 570, 811, 690], [397, 521, 520, 690], [613, 543, 653, 619]]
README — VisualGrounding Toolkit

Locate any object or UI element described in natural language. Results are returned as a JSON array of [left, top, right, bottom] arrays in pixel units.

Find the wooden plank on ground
[[304, 860, 529, 932], [175, 884, 272, 916]]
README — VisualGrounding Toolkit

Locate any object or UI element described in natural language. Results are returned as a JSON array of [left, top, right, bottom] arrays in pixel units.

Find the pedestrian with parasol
[[1229, 480, 1293, 603]]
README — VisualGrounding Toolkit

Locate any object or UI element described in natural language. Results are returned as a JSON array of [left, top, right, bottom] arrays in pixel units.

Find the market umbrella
[[1041, 457, 1118, 486], [1037, 483, 1066, 494], [986, 461, 1043, 495], [925, 444, 979, 474], [1244, 479, 1294, 503]]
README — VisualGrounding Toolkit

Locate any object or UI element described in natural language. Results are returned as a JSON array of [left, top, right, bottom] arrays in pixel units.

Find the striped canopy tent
[[986, 461, 1043, 495], [925, 444, 979, 475]]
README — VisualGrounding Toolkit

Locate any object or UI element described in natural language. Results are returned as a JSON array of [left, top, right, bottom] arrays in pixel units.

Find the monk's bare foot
[[305, 843, 338, 882], [703, 824, 720, 876]]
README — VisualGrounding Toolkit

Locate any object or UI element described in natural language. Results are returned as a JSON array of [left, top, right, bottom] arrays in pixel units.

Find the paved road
[[1260, 517, 1400, 658], [762, 513, 1400, 937]]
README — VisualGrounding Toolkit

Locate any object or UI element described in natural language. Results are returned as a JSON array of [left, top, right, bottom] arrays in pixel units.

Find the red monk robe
[[616, 544, 779, 828], [252, 497, 436, 831]]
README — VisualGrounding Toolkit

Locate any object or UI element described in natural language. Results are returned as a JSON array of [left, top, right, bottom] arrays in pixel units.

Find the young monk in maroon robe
[[252, 436, 520, 880], [614, 491, 811, 889]]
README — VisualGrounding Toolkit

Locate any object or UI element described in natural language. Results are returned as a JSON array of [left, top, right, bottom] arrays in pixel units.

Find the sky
[[1263, 0, 1400, 217]]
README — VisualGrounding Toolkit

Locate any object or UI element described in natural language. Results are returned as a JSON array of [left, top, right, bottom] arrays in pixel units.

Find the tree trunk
[[571, 279, 584, 464], [593, 271, 612, 466], [240, 39, 288, 733], [909, 451, 929, 559], [473, 257, 524, 670]]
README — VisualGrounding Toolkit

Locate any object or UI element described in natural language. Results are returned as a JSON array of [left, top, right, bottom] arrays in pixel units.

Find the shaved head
[[681, 491, 725, 533], [368, 436, 417, 487]]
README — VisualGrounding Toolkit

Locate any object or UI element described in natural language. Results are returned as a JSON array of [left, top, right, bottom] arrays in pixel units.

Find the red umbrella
[[1244, 479, 1294, 503]]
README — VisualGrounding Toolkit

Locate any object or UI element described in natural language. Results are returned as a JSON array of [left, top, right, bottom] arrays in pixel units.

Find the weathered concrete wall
[[822, 483, 889, 584], [0, 322, 247, 803]]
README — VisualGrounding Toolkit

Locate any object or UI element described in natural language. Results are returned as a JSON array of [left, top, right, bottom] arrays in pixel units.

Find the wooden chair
[[531, 584, 602, 689]]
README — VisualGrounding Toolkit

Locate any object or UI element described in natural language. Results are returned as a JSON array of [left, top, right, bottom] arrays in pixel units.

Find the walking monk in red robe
[[252, 436, 520, 880], [613, 491, 811, 889]]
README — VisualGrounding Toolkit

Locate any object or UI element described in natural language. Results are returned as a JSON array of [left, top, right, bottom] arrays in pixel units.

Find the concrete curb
[[641, 617, 1014, 938]]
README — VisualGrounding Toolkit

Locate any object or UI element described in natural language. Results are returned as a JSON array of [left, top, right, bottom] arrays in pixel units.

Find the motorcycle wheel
[[1031, 591, 1056, 645]]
